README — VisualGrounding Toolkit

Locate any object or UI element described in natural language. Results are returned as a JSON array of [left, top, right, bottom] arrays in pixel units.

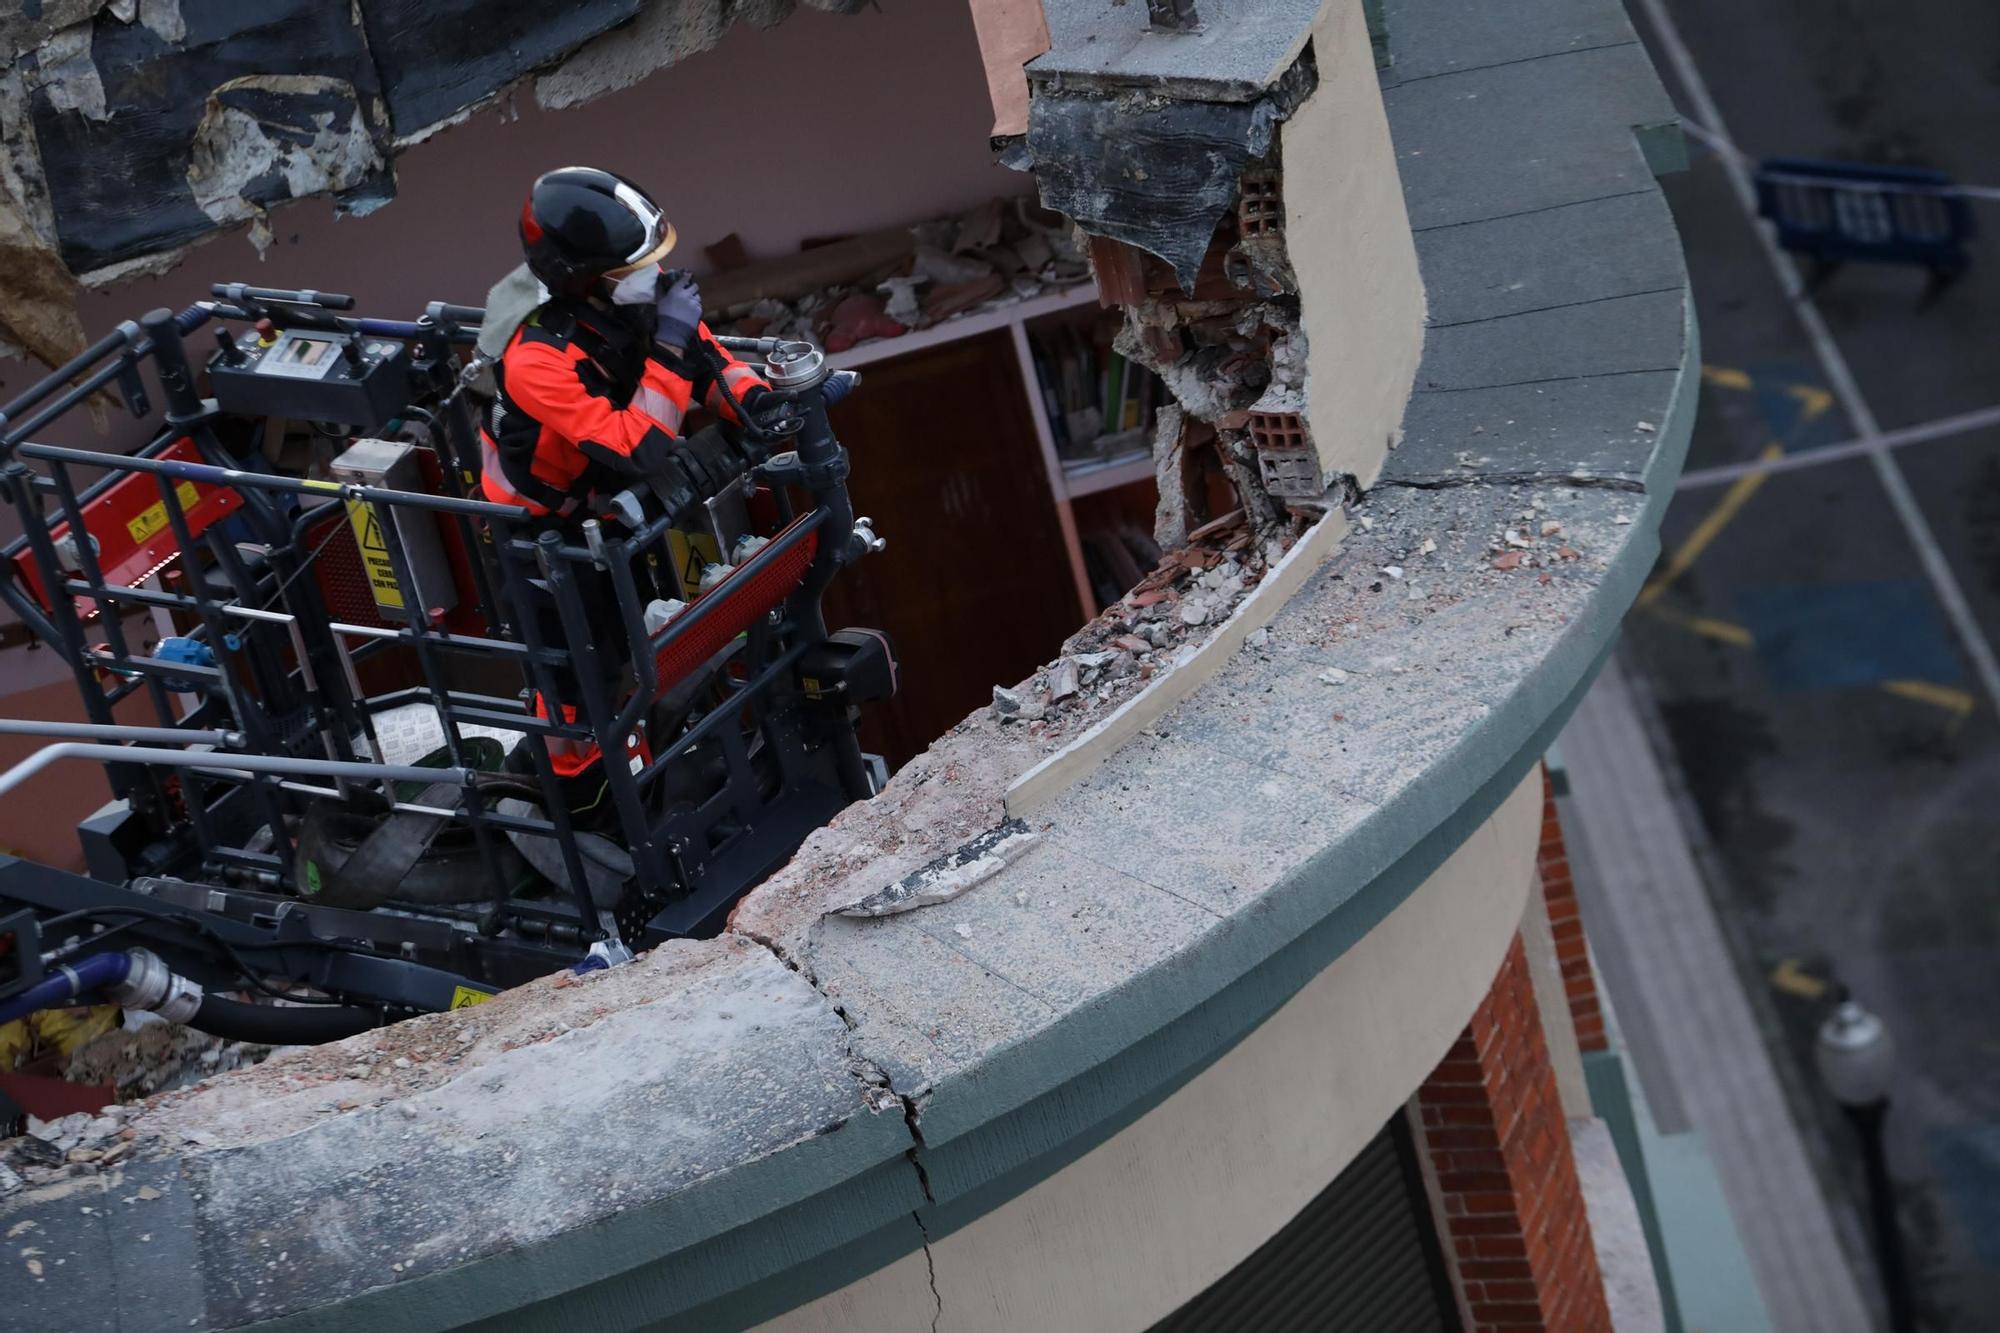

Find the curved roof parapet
[[0, 0, 1693, 1327]]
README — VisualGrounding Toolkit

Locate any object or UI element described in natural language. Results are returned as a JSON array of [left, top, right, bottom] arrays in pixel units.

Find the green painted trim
[[1643, 1126, 1775, 1333], [1637, 119, 1691, 176], [1364, 0, 1394, 70], [250, 1111, 924, 1333], [644, 634, 1627, 1333], [1584, 1049, 1685, 1333]]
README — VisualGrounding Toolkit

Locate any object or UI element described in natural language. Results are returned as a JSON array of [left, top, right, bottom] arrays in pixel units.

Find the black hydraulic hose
[[191, 994, 380, 1044], [210, 283, 354, 310]]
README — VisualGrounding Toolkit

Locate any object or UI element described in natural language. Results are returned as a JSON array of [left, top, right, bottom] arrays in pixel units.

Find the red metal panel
[[10, 437, 244, 615], [653, 517, 818, 693], [304, 505, 397, 631]]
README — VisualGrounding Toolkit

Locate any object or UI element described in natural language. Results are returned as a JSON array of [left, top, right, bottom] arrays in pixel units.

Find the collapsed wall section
[[1021, 0, 1424, 548]]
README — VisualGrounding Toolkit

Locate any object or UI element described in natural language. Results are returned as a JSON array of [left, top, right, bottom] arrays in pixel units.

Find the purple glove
[[655, 274, 702, 348]]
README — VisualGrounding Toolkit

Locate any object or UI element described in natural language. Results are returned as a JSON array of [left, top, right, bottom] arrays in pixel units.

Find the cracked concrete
[[1376, 471, 1648, 492]]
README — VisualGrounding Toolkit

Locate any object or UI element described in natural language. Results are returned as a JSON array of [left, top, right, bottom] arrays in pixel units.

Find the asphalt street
[[1618, 0, 2000, 1326]]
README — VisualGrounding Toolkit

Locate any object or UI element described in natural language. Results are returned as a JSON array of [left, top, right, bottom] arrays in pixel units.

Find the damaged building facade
[[0, 0, 1762, 1330]]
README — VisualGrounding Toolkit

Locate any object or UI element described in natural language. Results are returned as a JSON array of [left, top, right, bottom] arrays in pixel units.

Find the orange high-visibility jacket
[[481, 297, 768, 517]]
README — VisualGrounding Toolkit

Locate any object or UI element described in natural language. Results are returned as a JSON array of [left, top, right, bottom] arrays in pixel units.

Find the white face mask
[[608, 265, 660, 306]]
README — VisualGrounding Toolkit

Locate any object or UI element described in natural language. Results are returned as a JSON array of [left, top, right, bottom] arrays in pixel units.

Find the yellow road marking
[[1683, 614, 1753, 646], [1638, 442, 1785, 607], [1699, 363, 1833, 426], [1880, 679, 1976, 717], [1770, 958, 1827, 1001], [1645, 610, 1980, 720], [1645, 605, 1755, 645], [1786, 384, 1834, 420]]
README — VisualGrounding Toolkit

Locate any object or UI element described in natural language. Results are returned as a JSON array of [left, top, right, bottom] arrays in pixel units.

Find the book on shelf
[[1023, 315, 1164, 465]]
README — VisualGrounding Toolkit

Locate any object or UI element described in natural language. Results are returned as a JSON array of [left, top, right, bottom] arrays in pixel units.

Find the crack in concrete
[[1370, 471, 1645, 493], [914, 1210, 944, 1333], [732, 920, 946, 1322]]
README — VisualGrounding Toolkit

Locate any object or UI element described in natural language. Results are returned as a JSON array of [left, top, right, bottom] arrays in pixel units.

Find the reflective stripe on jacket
[[479, 298, 767, 516]]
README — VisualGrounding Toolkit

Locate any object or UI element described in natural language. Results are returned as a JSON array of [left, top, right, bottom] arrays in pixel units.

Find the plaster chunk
[[535, 0, 730, 110], [0, 73, 88, 366], [30, 23, 107, 122], [834, 822, 1040, 919], [185, 75, 386, 228], [138, 0, 186, 44]]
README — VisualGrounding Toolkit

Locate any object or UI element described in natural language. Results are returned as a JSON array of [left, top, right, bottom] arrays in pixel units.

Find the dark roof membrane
[[1026, 52, 1315, 291]]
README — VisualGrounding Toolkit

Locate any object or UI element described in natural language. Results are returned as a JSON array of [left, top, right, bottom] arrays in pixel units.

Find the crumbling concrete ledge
[[0, 0, 1692, 1327]]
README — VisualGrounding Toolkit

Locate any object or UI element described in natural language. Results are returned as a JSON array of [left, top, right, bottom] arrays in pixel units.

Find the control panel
[[207, 326, 410, 428]]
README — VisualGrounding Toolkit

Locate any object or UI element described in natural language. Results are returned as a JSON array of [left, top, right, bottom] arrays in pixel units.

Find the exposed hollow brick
[[1246, 410, 1309, 454], [1087, 234, 1149, 308], [1416, 936, 1614, 1332], [1238, 171, 1284, 237], [1537, 764, 1609, 1052]]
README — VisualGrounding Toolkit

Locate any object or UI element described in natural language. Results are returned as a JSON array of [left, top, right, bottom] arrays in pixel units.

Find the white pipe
[[0, 743, 473, 799]]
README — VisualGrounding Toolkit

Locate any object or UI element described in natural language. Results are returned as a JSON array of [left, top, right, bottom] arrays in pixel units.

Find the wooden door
[[820, 330, 1084, 770]]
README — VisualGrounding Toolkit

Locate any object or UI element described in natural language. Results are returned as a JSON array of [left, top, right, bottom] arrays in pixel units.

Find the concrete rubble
[[832, 820, 1039, 919], [1020, 26, 1339, 554], [705, 195, 1091, 351], [986, 507, 1295, 736]]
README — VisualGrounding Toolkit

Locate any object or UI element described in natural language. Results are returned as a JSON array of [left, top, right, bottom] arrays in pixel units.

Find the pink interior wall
[[72, 0, 1024, 341]]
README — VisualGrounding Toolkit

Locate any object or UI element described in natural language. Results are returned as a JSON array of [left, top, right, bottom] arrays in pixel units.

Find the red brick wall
[[1538, 766, 1607, 1053], [1416, 936, 1612, 1332]]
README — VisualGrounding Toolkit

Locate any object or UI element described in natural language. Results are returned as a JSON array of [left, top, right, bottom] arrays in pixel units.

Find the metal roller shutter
[[1149, 1115, 1460, 1332]]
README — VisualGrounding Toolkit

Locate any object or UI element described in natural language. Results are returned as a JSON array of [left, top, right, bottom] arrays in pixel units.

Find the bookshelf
[[825, 280, 1158, 617], [1062, 449, 1154, 498]]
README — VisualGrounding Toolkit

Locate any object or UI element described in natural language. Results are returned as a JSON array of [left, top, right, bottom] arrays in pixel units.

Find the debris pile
[[992, 509, 1294, 734], [61, 1016, 272, 1100], [1076, 160, 1330, 558], [0, 1009, 287, 1196], [1484, 496, 1585, 576], [0, 1103, 149, 1195], [706, 195, 1091, 353]]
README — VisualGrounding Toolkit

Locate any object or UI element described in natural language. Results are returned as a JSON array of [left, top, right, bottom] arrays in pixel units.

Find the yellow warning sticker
[[449, 985, 493, 1010], [125, 481, 202, 544], [344, 498, 405, 609], [665, 528, 723, 600]]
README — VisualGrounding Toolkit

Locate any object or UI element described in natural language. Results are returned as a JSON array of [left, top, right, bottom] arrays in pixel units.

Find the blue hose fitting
[[0, 949, 130, 1025]]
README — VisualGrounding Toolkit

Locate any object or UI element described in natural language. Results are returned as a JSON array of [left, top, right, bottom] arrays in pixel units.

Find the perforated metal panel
[[1149, 1115, 1459, 1333]]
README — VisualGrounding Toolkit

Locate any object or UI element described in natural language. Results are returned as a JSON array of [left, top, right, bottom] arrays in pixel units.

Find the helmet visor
[[603, 180, 676, 276]]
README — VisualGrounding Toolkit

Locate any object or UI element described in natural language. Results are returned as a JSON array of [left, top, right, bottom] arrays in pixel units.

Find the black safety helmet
[[519, 166, 676, 296]]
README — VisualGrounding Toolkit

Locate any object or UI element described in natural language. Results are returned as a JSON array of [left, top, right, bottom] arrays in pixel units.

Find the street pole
[[1817, 997, 1916, 1333], [1842, 1098, 1915, 1333]]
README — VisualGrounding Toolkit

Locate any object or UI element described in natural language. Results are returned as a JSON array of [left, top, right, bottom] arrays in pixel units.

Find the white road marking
[[1677, 401, 2000, 489], [1633, 0, 2000, 717]]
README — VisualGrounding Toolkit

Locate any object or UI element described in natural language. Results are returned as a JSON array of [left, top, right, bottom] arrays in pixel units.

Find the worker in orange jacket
[[481, 166, 772, 520], [481, 167, 774, 788]]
